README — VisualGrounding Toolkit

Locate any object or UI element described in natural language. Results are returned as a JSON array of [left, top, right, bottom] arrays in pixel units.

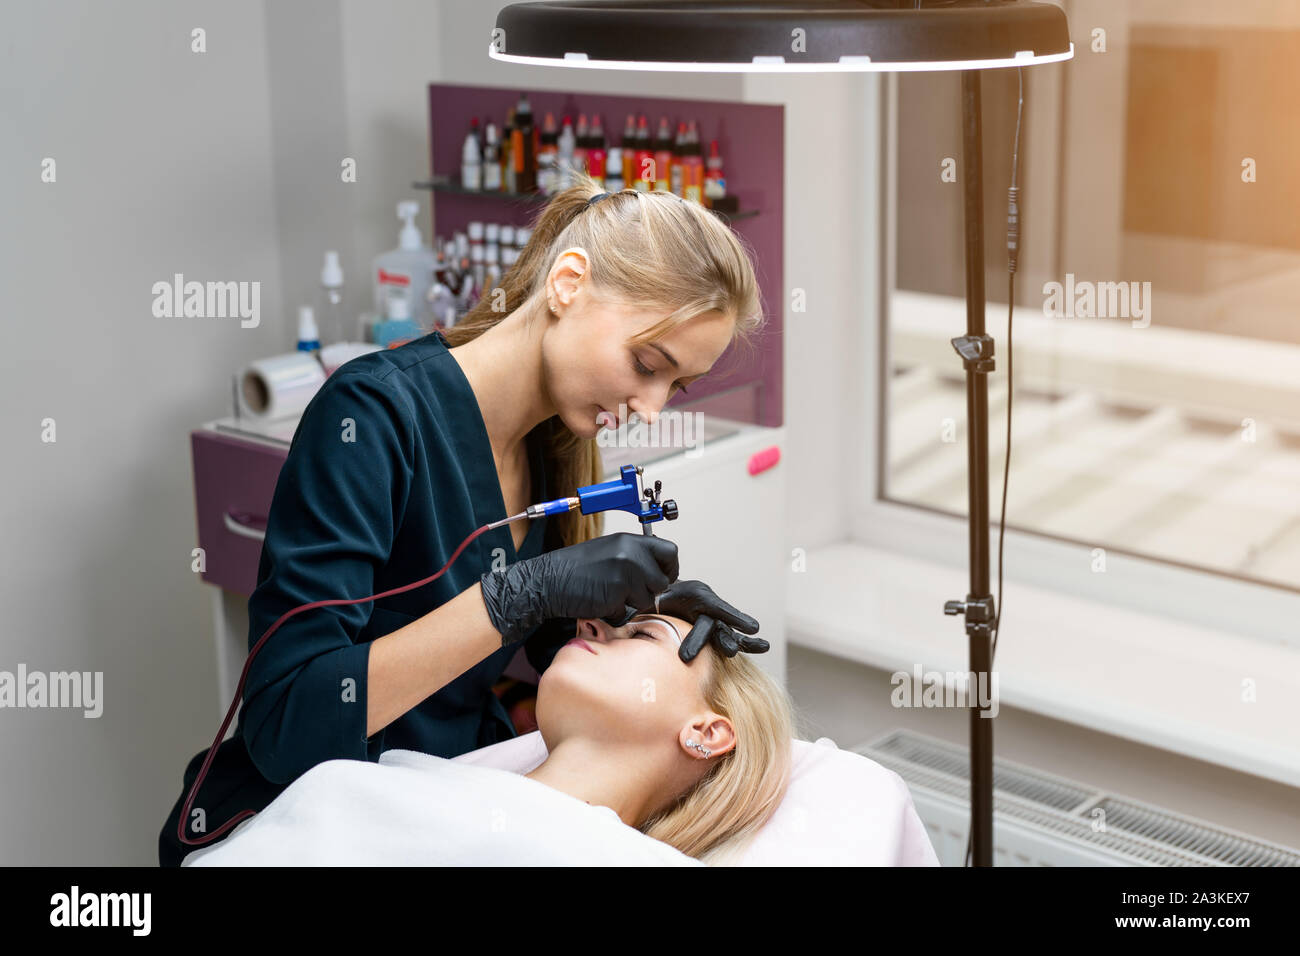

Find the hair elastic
[[583, 189, 689, 211]]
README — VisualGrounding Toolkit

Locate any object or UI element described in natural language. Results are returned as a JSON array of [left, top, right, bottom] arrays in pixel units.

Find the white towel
[[181, 750, 704, 866]]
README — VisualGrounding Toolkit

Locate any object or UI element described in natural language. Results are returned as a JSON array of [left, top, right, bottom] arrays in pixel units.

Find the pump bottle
[[372, 201, 436, 330]]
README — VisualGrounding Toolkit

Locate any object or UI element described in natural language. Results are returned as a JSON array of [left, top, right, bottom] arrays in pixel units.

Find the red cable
[[177, 520, 500, 850]]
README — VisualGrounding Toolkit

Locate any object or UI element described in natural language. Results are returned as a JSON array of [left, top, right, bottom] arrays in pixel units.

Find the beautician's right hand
[[479, 533, 680, 647]]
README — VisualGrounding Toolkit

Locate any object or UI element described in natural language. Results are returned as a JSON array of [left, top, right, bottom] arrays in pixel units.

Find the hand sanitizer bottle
[[373, 201, 435, 330]]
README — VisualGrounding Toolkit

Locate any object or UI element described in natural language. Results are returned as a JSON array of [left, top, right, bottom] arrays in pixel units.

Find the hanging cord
[[964, 63, 1021, 869], [175, 512, 526, 851]]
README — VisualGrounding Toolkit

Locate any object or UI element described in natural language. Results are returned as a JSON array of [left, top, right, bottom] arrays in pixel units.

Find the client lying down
[[183, 611, 796, 866]]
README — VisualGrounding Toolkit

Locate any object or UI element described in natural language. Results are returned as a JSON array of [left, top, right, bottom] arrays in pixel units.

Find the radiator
[[856, 729, 1300, 867]]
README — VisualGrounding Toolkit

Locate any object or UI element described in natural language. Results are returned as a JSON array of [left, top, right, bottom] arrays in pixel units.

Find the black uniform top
[[159, 329, 558, 865]]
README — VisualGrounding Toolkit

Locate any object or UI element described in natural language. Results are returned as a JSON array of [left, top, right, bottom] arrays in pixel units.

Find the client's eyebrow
[[632, 614, 683, 645]]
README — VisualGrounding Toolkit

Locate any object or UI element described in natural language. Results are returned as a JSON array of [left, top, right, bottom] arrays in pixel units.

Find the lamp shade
[[489, 0, 1073, 72]]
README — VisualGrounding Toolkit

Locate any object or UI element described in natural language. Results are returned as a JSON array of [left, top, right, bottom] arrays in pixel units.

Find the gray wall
[[2, 0, 283, 866], [0, 0, 442, 865]]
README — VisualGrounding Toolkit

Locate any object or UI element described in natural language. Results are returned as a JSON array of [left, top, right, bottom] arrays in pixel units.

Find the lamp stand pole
[[944, 68, 997, 867]]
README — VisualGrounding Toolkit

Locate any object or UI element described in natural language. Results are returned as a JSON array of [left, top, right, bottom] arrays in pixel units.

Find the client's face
[[535, 612, 725, 757]]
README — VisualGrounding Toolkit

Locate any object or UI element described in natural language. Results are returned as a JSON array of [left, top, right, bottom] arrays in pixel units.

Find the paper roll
[[239, 351, 326, 419]]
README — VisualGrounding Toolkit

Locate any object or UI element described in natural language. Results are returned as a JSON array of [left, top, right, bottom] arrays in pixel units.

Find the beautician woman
[[159, 172, 769, 866]]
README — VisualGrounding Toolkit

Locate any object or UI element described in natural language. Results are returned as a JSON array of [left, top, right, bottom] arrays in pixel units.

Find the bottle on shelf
[[604, 145, 624, 192], [427, 276, 457, 331], [620, 113, 637, 188], [511, 92, 536, 193], [632, 114, 653, 191], [537, 111, 559, 195], [682, 120, 705, 205], [483, 221, 501, 294], [502, 106, 516, 193], [652, 115, 674, 192], [557, 116, 578, 191], [574, 113, 589, 178], [467, 221, 486, 293], [482, 121, 502, 192], [704, 138, 727, 207], [429, 243, 459, 330], [670, 121, 686, 196], [470, 244, 485, 295], [461, 117, 483, 190], [587, 113, 607, 181]]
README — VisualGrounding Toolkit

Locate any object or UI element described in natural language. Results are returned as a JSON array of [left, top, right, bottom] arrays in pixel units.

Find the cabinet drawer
[[191, 429, 287, 596]]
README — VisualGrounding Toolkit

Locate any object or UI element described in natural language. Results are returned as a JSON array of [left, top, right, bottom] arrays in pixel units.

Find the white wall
[[0, 0, 446, 865], [265, 0, 448, 352], [0, 0, 282, 866], [743, 71, 878, 551]]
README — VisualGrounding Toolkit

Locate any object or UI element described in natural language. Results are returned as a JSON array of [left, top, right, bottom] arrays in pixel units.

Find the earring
[[686, 739, 712, 758]]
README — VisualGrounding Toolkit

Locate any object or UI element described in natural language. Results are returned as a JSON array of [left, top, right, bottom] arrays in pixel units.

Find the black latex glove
[[602, 579, 766, 664], [479, 532, 679, 647], [524, 615, 577, 675]]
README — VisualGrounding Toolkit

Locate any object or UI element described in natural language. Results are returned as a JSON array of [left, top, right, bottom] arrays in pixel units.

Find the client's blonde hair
[[637, 645, 802, 865]]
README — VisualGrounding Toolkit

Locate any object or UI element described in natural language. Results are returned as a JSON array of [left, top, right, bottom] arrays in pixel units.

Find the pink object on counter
[[747, 445, 780, 476]]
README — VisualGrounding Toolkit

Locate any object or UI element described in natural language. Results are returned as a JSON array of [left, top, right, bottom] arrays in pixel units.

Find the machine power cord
[[176, 516, 514, 851]]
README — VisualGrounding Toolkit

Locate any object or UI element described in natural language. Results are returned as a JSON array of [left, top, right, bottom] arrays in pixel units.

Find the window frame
[[858, 70, 1300, 649]]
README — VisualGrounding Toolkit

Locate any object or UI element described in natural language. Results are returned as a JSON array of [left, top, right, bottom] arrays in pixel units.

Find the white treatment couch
[[182, 732, 940, 866], [454, 731, 940, 866]]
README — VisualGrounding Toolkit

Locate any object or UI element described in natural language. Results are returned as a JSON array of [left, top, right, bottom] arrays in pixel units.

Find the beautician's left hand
[[603, 579, 767, 664], [524, 615, 579, 675]]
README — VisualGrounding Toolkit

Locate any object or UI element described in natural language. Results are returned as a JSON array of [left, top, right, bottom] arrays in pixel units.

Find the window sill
[[787, 541, 1300, 789]]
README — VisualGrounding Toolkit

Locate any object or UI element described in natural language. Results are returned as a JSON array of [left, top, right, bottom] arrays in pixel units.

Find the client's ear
[[681, 716, 736, 760]]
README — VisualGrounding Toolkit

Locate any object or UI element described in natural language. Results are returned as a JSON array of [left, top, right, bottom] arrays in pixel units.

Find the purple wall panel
[[427, 82, 783, 428]]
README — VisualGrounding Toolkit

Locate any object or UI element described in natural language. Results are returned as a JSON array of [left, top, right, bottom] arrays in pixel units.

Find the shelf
[[413, 176, 759, 224], [426, 83, 783, 429]]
